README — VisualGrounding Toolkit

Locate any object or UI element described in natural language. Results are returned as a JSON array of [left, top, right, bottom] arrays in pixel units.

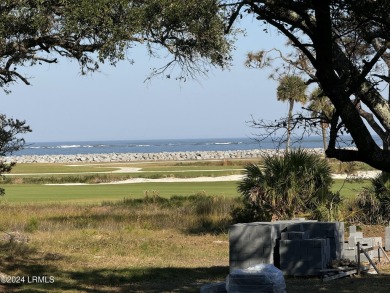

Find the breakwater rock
[[4, 148, 324, 164]]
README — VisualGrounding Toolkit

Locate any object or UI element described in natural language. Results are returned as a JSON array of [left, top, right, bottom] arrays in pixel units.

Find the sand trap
[[45, 175, 244, 186], [44, 171, 382, 186], [331, 170, 381, 179]]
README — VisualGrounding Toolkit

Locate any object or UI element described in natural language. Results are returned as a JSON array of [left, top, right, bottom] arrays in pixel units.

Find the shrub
[[236, 149, 337, 221], [353, 172, 390, 224]]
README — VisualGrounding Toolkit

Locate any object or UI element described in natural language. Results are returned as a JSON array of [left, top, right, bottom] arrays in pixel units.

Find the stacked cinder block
[[385, 226, 390, 251], [279, 238, 330, 276], [343, 226, 360, 261], [343, 226, 383, 262], [229, 220, 344, 276], [359, 238, 379, 261], [286, 221, 344, 260], [229, 223, 278, 272]]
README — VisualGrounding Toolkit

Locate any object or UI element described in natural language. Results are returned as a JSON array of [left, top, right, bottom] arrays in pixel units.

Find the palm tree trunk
[[321, 122, 327, 153], [286, 99, 294, 151]]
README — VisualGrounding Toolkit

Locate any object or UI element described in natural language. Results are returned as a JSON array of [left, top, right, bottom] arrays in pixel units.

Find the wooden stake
[[379, 246, 390, 262], [360, 248, 380, 274], [357, 242, 361, 275]]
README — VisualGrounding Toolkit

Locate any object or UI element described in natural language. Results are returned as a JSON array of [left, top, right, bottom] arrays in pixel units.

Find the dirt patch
[[359, 224, 386, 240]]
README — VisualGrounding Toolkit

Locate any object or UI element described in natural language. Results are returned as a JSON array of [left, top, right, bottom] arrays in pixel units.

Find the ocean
[[15, 137, 331, 156]]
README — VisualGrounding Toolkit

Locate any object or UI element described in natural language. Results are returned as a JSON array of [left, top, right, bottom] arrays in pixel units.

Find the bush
[[353, 172, 390, 224], [236, 149, 337, 221]]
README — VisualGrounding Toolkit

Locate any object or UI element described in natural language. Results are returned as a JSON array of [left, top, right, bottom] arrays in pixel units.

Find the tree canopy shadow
[[2, 263, 229, 293], [286, 274, 390, 293], [3, 249, 390, 293]]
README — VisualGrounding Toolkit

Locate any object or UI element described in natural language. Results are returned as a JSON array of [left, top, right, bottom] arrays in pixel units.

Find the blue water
[[13, 137, 332, 156]]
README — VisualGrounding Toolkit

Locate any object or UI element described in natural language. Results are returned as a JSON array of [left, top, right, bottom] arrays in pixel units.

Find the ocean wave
[[58, 145, 82, 149], [17, 137, 315, 156]]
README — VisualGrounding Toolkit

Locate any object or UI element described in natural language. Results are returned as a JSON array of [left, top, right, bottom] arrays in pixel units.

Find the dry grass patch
[[0, 195, 234, 292]]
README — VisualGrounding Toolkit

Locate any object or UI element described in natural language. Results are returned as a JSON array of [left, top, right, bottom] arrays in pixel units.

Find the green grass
[[1, 178, 367, 204], [332, 179, 370, 199], [0, 181, 240, 203]]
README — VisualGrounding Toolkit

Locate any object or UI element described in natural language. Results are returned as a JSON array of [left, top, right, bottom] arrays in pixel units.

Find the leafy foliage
[[0, 114, 31, 195], [235, 149, 337, 222], [276, 75, 308, 105], [223, 0, 390, 171], [0, 0, 232, 90], [354, 172, 390, 224]]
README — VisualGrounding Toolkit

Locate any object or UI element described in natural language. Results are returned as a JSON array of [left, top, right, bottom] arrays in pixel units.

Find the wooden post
[[361, 248, 380, 274], [379, 246, 390, 262], [357, 242, 361, 275]]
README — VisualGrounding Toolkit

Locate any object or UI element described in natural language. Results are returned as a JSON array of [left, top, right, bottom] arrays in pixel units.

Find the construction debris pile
[[229, 220, 344, 276], [343, 225, 382, 262], [200, 220, 390, 293]]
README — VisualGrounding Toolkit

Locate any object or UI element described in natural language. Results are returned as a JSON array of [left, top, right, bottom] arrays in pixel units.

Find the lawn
[[0, 181, 239, 203], [0, 178, 368, 204], [331, 179, 370, 199]]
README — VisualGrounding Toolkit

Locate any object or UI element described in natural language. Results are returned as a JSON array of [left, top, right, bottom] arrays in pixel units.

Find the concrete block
[[309, 239, 325, 248], [230, 259, 270, 271], [281, 231, 310, 240], [230, 221, 344, 274], [280, 239, 301, 250], [287, 223, 304, 232], [348, 235, 358, 248], [280, 239, 328, 276], [385, 227, 390, 251], [263, 245, 273, 255], [338, 222, 345, 242], [230, 252, 257, 261], [230, 223, 277, 245], [350, 232, 364, 239], [359, 237, 374, 247], [349, 225, 357, 234], [372, 237, 382, 247], [230, 243, 263, 255], [280, 232, 289, 240]]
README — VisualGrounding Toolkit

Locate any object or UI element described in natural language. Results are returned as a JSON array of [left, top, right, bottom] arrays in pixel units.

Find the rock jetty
[[4, 148, 324, 164]]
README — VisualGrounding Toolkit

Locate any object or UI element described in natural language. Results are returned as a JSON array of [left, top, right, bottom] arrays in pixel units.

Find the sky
[[1, 18, 289, 143]]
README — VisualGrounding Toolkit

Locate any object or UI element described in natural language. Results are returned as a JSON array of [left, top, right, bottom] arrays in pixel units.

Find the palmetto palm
[[356, 172, 390, 224], [238, 149, 333, 220], [276, 75, 308, 150]]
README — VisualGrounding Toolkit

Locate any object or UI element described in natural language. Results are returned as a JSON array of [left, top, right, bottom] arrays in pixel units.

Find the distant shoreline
[[5, 148, 325, 164], [13, 137, 329, 157]]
